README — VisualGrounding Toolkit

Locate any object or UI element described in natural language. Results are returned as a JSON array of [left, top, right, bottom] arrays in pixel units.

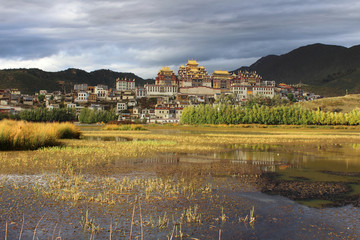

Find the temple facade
[[231, 70, 275, 101], [155, 67, 179, 86], [231, 71, 262, 86], [212, 70, 232, 89], [178, 60, 212, 88], [145, 67, 178, 97]]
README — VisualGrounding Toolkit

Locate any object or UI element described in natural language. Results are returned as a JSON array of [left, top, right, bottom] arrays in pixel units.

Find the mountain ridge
[[0, 68, 154, 94], [233, 43, 360, 96]]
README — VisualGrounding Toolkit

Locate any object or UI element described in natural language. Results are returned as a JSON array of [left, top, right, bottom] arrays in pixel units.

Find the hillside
[[297, 94, 360, 113], [0, 68, 154, 94], [233, 43, 360, 96]]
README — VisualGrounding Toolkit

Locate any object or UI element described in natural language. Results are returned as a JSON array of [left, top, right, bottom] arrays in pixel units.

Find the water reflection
[[82, 136, 132, 142]]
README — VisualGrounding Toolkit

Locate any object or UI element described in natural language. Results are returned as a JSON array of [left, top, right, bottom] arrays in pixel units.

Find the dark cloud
[[0, 0, 359, 77]]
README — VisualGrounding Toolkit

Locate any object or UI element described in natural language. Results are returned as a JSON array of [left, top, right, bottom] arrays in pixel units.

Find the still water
[[1, 133, 360, 239]]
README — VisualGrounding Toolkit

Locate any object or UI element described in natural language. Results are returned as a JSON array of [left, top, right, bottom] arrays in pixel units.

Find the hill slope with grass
[[297, 94, 360, 113], [0, 68, 154, 94], [233, 43, 360, 96]]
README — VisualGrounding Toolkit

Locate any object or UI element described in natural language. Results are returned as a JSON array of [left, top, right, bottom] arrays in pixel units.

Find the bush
[[19, 108, 76, 122], [79, 108, 117, 124]]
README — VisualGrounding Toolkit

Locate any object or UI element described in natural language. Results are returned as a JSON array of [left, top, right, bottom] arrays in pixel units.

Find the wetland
[[1, 124, 360, 239]]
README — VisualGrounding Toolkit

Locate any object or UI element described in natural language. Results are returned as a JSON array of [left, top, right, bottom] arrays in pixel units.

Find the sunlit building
[[231, 70, 275, 101], [145, 67, 178, 96], [178, 60, 211, 88], [212, 70, 232, 89], [155, 67, 179, 86], [231, 70, 262, 86], [116, 78, 135, 91]]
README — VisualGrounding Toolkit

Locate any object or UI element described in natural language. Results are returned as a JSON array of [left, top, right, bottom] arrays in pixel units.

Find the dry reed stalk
[[5, 221, 7, 240], [51, 223, 58, 240], [139, 200, 143, 240], [129, 203, 136, 240], [19, 215, 24, 240], [32, 214, 45, 240]]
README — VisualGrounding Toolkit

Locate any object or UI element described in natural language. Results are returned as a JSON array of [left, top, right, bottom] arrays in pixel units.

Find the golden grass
[[103, 124, 148, 131], [84, 126, 360, 146], [298, 94, 360, 113], [0, 120, 81, 150], [1, 125, 359, 175]]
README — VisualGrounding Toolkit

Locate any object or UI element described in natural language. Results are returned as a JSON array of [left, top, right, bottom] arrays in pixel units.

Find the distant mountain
[[233, 43, 360, 96], [0, 68, 154, 94]]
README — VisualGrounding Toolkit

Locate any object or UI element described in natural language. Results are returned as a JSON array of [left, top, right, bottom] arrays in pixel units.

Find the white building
[[75, 91, 88, 103], [116, 78, 135, 91], [95, 86, 108, 99], [67, 103, 77, 109], [145, 85, 178, 97], [231, 85, 275, 101], [253, 86, 275, 98], [47, 104, 60, 110], [116, 102, 127, 113], [136, 87, 147, 98]]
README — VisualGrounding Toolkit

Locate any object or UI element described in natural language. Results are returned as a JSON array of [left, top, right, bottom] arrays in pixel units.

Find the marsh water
[[1, 128, 360, 239]]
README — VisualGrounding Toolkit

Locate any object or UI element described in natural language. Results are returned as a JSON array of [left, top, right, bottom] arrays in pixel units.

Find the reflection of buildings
[[215, 149, 276, 164]]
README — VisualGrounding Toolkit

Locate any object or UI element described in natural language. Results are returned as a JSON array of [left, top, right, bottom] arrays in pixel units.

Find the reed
[[103, 124, 147, 131], [0, 120, 81, 150], [55, 122, 81, 139]]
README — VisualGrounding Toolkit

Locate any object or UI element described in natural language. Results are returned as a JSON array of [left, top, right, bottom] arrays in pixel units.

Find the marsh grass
[[0, 120, 81, 150], [103, 124, 147, 131], [2, 125, 360, 239], [1, 125, 359, 175], [84, 127, 360, 147], [56, 122, 81, 139], [36, 173, 210, 204]]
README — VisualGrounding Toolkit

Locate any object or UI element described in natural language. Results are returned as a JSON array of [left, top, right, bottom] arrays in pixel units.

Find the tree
[[37, 94, 45, 102]]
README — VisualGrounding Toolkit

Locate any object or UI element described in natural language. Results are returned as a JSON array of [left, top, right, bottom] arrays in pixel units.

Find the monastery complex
[[2, 59, 315, 123], [143, 59, 275, 101]]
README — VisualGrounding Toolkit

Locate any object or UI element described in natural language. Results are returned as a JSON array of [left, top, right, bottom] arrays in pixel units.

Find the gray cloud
[[0, 0, 359, 78]]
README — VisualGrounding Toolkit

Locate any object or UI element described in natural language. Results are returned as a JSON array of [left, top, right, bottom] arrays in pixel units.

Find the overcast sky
[[0, 0, 359, 78]]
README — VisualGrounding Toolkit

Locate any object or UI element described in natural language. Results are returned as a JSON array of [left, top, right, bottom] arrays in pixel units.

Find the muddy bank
[[259, 172, 360, 207]]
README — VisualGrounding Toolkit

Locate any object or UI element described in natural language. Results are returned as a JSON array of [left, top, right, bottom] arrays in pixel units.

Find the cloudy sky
[[1, 0, 359, 78]]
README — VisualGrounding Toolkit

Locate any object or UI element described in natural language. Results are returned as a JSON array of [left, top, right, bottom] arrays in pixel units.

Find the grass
[[298, 94, 360, 113], [103, 124, 147, 131], [0, 120, 81, 150], [1, 125, 359, 175]]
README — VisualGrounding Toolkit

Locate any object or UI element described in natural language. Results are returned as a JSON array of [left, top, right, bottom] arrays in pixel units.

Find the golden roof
[[213, 70, 230, 75], [187, 60, 198, 66], [161, 66, 171, 71]]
